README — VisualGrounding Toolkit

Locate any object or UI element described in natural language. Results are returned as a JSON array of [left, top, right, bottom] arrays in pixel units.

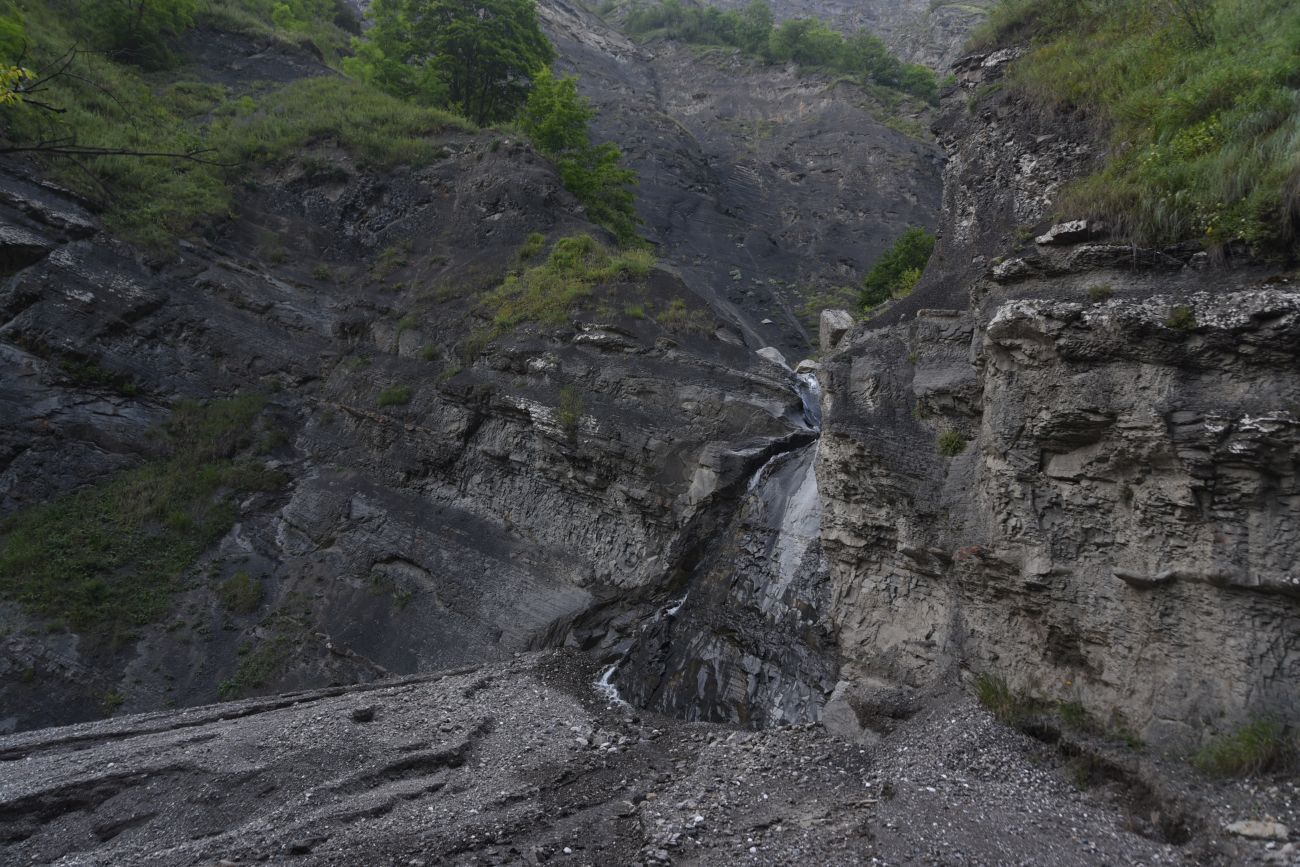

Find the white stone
[[1226, 820, 1290, 841]]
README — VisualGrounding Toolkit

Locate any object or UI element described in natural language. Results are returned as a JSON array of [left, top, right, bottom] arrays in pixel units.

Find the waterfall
[[604, 366, 836, 728]]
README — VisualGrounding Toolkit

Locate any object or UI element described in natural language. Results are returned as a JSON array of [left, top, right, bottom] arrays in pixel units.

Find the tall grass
[[974, 0, 1300, 255]]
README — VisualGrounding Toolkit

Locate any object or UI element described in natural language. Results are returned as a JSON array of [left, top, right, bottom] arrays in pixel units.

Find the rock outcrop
[[817, 49, 1300, 748]]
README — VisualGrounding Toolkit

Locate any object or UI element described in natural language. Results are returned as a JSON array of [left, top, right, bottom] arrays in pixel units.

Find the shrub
[[479, 234, 654, 336], [1166, 304, 1196, 330], [519, 70, 640, 244], [519, 232, 547, 260], [376, 385, 413, 406], [557, 385, 584, 438], [861, 228, 935, 311], [1194, 719, 1298, 776], [937, 429, 967, 457], [217, 570, 263, 614], [1087, 283, 1115, 302]]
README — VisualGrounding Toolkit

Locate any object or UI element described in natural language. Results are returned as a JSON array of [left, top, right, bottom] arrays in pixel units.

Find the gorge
[[0, 0, 1297, 864]]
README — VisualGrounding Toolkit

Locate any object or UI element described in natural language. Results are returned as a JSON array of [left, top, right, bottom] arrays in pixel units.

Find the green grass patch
[[217, 611, 306, 699], [655, 297, 712, 335], [975, 673, 1038, 725], [480, 234, 654, 335], [0, 2, 470, 251], [213, 77, 474, 172], [556, 385, 584, 438], [0, 395, 286, 643], [518, 231, 547, 261], [376, 385, 413, 407], [1194, 718, 1298, 777], [937, 429, 967, 457], [975, 0, 1300, 254], [217, 570, 263, 614]]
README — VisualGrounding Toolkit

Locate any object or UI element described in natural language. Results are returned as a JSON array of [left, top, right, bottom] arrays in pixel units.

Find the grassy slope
[[0, 0, 472, 250], [974, 0, 1300, 256]]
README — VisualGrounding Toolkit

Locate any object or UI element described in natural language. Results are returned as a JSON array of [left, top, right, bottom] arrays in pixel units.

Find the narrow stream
[[598, 370, 836, 727]]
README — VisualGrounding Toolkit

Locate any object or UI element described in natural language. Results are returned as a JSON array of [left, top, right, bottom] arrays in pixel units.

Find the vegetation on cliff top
[[975, 0, 1300, 256], [624, 0, 938, 104]]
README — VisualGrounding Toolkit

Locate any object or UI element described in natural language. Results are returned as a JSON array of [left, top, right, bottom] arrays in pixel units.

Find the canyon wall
[[818, 51, 1300, 748]]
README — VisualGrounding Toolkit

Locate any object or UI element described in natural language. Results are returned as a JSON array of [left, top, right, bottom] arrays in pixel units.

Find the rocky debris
[[1, 651, 1278, 866], [819, 308, 854, 353]]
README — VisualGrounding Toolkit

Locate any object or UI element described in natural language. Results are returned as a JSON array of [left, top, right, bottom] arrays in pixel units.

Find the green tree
[[520, 69, 638, 243], [860, 227, 934, 311], [736, 0, 773, 55], [353, 0, 554, 124]]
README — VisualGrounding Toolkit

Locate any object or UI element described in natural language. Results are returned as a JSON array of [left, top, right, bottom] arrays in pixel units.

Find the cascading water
[[600, 367, 836, 728]]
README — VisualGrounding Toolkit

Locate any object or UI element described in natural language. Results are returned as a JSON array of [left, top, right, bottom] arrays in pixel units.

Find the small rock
[[755, 347, 788, 369], [1226, 820, 1290, 840], [1035, 220, 1096, 246], [350, 705, 377, 723], [819, 309, 854, 353]]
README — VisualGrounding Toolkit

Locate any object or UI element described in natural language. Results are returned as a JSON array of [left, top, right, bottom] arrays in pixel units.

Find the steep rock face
[[0, 30, 820, 731], [819, 51, 1300, 746], [542, 0, 944, 360]]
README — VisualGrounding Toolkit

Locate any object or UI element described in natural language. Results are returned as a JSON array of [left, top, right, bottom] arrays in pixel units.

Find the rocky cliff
[[817, 50, 1300, 750]]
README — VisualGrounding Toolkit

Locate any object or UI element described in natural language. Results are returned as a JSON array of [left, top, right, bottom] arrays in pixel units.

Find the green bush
[[1166, 304, 1196, 330], [217, 570, 263, 614], [937, 429, 967, 456], [377, 385, 413, 406], [1194, 719, 1298, 776], [862, 228, 935, 311], [976, 0, 1300, 255], [557, 385, 584, 438], [1087, 283, 1115, 302]]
